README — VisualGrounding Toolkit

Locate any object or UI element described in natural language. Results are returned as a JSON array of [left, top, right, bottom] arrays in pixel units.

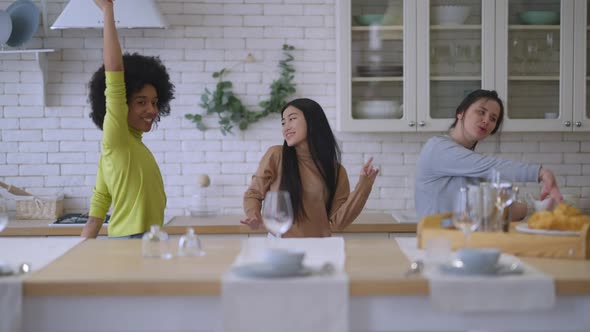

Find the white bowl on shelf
[[431, 5, 471, 25], [353, 100, 402, 119]]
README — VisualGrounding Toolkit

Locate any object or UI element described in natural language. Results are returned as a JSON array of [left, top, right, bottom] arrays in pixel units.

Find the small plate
[[6, 0, 40, 47], [515, 224, 580, 237], [439, 262, 524, 276], [232, 263, 312, 279]]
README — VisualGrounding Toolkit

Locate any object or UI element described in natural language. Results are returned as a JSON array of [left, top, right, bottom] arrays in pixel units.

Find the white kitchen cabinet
[[572, 0, 590, 131], [337, 0, 416, 132], [495, 0, 579, 131], [337, 0, 589, 132]]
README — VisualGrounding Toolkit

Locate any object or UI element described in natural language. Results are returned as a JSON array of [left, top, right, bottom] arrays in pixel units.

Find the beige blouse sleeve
[[328, 165, 374, 230], [243, 146, 282, 219]]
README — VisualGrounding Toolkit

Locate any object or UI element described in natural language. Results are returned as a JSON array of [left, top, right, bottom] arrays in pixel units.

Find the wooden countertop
[[1, 213, 416, 237], [24, 238, 590, 297]]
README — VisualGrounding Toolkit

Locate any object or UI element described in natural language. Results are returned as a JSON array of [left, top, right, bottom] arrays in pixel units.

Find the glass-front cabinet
[[337, 0, 590, 132], [497, 0, 575, 131], [418, 0, 492, 130], [572, 0, 590, 131], [337, 0, 490, 132], [337, 0, 417, 131]]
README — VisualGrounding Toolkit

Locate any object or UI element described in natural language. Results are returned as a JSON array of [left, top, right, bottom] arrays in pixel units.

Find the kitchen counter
[[1, 213, 416, 237]]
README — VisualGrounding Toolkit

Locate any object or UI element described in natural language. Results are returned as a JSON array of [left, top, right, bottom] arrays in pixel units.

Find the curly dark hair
[[88, 53, 175, 130]]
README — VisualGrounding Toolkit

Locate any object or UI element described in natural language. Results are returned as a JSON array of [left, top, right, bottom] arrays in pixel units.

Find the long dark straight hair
[[279, 98, 341, 221], [449, 89, 505, 150]]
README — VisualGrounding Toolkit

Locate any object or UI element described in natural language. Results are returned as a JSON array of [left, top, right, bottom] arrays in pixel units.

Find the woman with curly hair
[[82, 0, 175, 238], [240, 98, 379, 237]]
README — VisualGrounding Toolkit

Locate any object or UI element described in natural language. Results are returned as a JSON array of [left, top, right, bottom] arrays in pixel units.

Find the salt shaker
[[177, 228, 205, 257], [142, 225, 173, 259]]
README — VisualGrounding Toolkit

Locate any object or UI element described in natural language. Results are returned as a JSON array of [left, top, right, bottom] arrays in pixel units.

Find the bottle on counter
[[142, 225, 173, 259], [177, 228, 205, 257]]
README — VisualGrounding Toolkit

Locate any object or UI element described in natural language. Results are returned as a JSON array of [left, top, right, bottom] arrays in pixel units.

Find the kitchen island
[[21, 238, 590, 332], [1, 213, 416, 237]]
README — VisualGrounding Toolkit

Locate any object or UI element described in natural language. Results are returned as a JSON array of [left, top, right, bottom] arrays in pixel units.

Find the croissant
[[528, 203, 590, 231]]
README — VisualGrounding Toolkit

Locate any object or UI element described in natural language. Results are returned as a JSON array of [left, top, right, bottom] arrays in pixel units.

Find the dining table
[[18, 236, 590, 332]]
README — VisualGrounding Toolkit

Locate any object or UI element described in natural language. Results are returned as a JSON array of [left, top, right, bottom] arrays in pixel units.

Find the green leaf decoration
[[185, 45, 297, 135]]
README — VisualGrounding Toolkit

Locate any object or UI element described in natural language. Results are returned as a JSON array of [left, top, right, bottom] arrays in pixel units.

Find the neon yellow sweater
[[89, 71, 166, 237]]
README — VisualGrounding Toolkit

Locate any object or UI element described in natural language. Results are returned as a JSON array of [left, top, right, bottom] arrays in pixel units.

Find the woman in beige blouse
[[241, 98, 379, 237]]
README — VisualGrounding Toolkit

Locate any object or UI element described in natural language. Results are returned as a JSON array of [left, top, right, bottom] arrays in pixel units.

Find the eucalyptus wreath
[[185, 44, 296, 135]]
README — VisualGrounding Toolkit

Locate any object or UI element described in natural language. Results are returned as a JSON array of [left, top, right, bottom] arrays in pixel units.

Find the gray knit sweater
[[415, 135, 540, 218]]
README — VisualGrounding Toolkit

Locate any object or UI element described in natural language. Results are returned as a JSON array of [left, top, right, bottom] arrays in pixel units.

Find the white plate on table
[[515, 224, 580, 236], [439, 262, 524, 276], [232, 263, 312, 279]]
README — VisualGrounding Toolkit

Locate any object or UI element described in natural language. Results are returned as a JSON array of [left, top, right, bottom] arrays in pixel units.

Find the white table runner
[[395, 237, 555, 312], [221, 237, 348, 332], [0, 237, 84, 332]]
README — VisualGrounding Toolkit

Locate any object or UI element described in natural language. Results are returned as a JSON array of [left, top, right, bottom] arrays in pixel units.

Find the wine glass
[[510, 37, 525, 75], [262, 191, 294, 238], [452, 187, 482, 247], [0, 198, 8, 232]]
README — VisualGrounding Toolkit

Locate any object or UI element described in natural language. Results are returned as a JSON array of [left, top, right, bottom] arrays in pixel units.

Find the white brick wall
[[0, 0, 589, 220]]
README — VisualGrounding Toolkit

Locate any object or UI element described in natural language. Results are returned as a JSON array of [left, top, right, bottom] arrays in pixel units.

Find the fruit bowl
[[519, 11, 560, 25], [431, 5, 471, 25]]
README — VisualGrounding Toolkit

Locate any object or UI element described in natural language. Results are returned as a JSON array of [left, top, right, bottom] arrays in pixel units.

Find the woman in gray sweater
[[415, 89, 562, 219]]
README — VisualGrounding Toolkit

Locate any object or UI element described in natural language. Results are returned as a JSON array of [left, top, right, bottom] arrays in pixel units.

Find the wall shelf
[[352, 76, 404, 82], [510, 25, 560, 30], [508, 75, 560, 81], [0, 49, 55, 106], [430, 24, 482, 30], [430, 76, 481, 81]]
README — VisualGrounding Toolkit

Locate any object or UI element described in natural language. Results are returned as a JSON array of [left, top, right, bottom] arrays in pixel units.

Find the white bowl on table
[[431, 5, 471, 25], [263, 248, 305, 273]]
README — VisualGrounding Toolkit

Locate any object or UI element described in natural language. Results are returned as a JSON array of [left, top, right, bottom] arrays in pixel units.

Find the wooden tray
[[417, 213, 590, 260]]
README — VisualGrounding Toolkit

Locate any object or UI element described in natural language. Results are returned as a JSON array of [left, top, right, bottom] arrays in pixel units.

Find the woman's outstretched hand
[[361, 157, 380, 182], [240, 211, 264, 230], [94, 0, 114, 12], [539, 168, 563, 206]]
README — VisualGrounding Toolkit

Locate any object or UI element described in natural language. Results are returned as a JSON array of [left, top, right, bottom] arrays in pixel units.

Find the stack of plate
[[357, 64, 403, 77]]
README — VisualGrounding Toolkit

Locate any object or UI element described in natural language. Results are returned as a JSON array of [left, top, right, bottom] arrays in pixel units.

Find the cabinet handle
[[408, 121, 416, 127], [575, 121, 582, 127], [564, 121, 571, 127], [418, 121, 426, 127]]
